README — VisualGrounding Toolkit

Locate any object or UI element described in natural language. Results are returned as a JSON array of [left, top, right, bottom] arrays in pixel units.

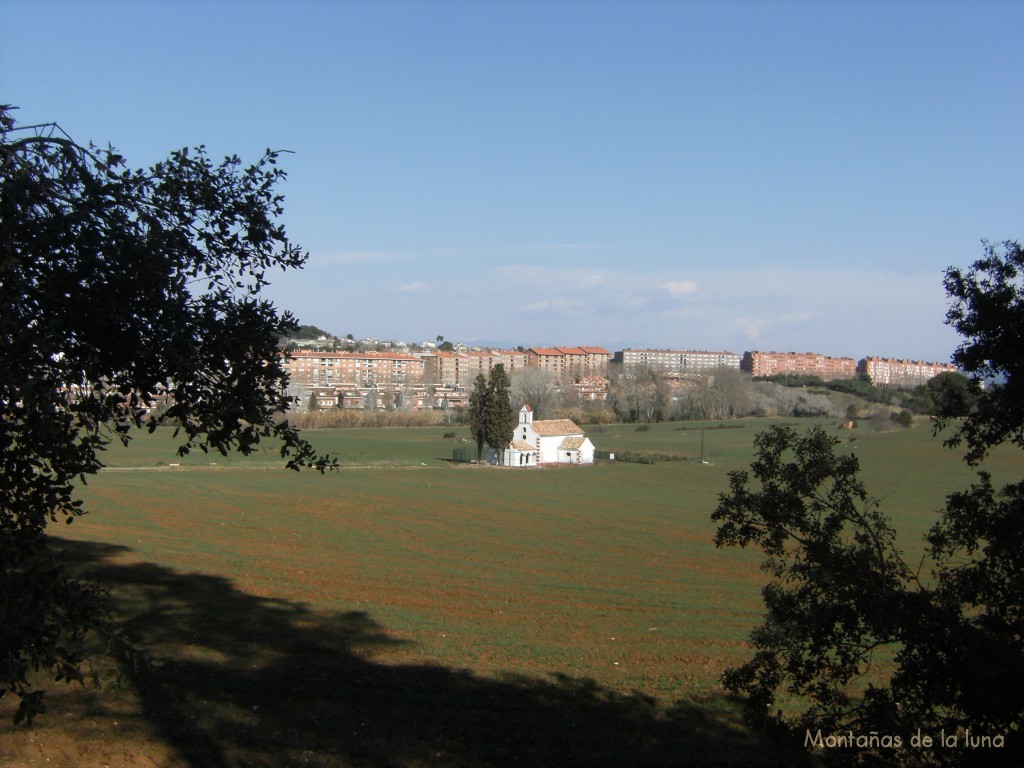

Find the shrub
[[890, 409, 914, 428]]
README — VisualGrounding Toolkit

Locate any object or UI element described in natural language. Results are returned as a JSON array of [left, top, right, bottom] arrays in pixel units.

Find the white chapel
[[495, 405, 596, 467]]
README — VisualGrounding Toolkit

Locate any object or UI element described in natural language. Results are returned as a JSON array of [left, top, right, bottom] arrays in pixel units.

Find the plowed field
[[4, 420, 1018, 767]]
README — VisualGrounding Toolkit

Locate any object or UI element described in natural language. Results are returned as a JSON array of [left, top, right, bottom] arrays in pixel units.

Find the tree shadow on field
[[48, 537, 766, 768]]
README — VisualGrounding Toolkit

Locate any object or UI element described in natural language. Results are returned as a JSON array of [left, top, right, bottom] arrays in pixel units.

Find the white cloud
[[491, 263, 550, 285], [664, 280, 698, 298], [730, 315, 773, 343], [270, 259, 959, 362], [728, 310, 820, 346], [573, 274, 606, 291], [522, 243, 615, 253], [657, 307, 701, 319], [520, 298, 576, 314], [431, 243, 614, 256], [780, 310, 819, 325], [394, 282, 430, 293]]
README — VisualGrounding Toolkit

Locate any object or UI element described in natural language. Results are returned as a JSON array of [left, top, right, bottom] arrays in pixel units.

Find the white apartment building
[[614, 349, 741, 373]]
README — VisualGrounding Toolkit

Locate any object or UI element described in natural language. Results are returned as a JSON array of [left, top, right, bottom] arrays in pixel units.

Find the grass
[[72, 418, 1024, 682], [4, 417, 1021, 767]]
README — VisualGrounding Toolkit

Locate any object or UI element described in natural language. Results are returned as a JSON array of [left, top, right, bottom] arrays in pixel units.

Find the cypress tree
[[468, 365, 517, 463], [484, 364, 517, 461], [468, 373, 488, 461]]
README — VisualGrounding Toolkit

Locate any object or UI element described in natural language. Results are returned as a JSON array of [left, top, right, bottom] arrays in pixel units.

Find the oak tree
[[0, 107, 332, 723], [713, 241, 1024, 766]]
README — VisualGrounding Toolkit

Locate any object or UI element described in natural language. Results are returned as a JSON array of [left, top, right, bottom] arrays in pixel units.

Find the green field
[[8, 419, 1022, 767]]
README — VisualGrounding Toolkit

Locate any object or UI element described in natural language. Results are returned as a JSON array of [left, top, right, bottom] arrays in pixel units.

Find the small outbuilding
[[497, 439, 539, 467]]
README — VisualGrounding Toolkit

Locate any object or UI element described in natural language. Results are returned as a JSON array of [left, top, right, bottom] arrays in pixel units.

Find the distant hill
[[287, 324, 334, 340]]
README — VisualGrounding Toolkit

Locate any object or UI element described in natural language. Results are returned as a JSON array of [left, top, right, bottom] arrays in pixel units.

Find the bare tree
[[608, 364, 673, 422], [511, 367, 558, 419], [709, 367, 752, 419], [684, 367, 753, 420]]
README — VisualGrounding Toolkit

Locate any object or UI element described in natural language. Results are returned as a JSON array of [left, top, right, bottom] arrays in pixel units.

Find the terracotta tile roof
[[532, 418, 583, 437], [510, 439, 535, 451], [558, 436, 587, 450], [287, 351, 420, 361]]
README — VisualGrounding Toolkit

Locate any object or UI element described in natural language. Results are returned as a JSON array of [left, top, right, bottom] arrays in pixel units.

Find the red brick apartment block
[[858, 356, 958, 386], [741, 350, 857, 381], [285, 350, 426, 389], [526, 347, 612, 378]]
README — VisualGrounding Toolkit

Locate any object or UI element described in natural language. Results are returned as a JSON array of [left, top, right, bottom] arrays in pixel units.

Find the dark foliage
[[287, 323, 334, 340], [939, 240, 1024, 464], [485, 364, 517, 455], [0, 107, 332, 722], [926, 372, 977, 417], [468, 373, 489, 461], [712, 426, 917, 763], [713, 241, 1024, 766], [754, 373, 828, 388], [611, 450, 686, 464], [890, 409, 914, 428], [905, 372, 977, 417], [468, 364, 516, 462]]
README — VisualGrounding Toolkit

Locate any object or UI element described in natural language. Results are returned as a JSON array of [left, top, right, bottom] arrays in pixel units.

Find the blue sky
[[4, 1, 1022, 361]]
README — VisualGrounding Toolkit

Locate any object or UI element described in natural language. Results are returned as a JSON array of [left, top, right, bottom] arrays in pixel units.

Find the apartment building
[[526, 348, 566, 377], [422, 349, 531, 388], [741, 350, 857, 381], [285, 350, 426, 390], [574, 346, 614, 376], [464, 349, 531, 380], [614, 348, 741, 373], [858, 357, 958, 387], [422, 352, 466, 388], [526, 347, 611, 379], [491, 349, 531, 374]]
